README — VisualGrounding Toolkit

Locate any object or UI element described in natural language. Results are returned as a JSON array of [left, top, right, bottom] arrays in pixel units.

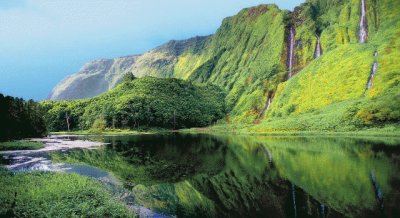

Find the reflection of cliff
[[132, 141, 342, 217], [125, 135, 399, 217], [256, 136, 399, 217]]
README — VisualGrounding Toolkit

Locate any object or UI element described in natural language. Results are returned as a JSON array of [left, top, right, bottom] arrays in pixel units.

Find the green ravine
[[45, 0, 400, 133]]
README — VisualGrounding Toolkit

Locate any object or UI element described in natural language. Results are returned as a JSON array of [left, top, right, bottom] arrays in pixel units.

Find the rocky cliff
[[48, 36, 208, 100]]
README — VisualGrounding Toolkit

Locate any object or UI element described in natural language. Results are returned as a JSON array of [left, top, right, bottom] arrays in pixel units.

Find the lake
[[42, 133, 399, 217]]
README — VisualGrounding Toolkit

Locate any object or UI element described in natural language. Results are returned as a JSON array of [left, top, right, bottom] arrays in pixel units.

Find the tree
[[122, 72, 137, 82]]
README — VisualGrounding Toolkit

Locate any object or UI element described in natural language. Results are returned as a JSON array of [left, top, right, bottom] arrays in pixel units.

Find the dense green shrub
[[91, 117, 107, 132], [355, 87, 400, 125], [0, 170, 134, 217]]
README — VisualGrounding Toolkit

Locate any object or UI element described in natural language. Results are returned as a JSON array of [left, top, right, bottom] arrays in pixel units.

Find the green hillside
[[42, 77, 226, 131]]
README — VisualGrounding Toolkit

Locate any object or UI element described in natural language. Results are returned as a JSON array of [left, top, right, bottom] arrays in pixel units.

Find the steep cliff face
[[186, 5, 288, 122], [255, 0, 400, 131], [48, 36, 208, 100]]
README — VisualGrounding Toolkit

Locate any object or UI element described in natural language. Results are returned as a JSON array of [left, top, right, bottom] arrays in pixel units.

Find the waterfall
[[367, 62, 378, 89], [315, 36, 322, 58], [266, 97, 271, 111], [288, 27, 295, 78], [255, 96, 272, 122], [359, 0, 368, 43], [291, 183, 297, 218], [370, 170, 384, 210], [365, 52, 378, 92]]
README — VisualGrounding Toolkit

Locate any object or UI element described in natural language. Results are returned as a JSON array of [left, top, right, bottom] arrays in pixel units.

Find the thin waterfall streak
[[366, 62, 378, 90], [359, 0, 368, 43], [256, 96, 272, 122], [288, 27, 295, 79], [315, 36, 321, 58], [365, 52, 378, 94]]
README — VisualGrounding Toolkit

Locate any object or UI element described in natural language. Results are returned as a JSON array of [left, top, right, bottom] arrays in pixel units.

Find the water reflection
[[50, 134, 400, 217]]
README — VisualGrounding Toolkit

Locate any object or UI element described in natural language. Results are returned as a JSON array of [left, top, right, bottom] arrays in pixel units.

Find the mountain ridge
[[48, 36, 209, 100]]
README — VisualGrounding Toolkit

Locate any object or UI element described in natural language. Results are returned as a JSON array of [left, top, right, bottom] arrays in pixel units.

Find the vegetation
[[0, 94, 47, 141], [0, 168, 134, 217], [42, 77, 226, 132], [0, 140, 44, 151]]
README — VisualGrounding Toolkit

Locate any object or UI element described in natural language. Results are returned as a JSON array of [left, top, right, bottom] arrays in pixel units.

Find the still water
[[50, 134, 400, 217]]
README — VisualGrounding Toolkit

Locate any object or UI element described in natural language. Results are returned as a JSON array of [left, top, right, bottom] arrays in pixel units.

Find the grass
[[50, 128, 171, 136], [183, 123, 400, 138], [0, 168, 135, 217], [0, 140, 44, 151]]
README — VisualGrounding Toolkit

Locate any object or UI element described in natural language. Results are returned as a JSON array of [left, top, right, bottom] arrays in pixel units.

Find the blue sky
[[0, 0, 304, 100]]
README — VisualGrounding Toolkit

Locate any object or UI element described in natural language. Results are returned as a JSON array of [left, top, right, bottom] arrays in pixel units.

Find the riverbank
[[50, 128, 170, 136], [0, 140, 44, 151], [183, 124, 400, 138], [49, 124, 400, 138]]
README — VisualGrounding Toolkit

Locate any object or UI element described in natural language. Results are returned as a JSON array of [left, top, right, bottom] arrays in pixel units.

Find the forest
[[0, 94, 47, 141]]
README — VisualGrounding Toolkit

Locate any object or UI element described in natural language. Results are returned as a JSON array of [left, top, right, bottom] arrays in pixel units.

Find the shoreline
[[48, 127, 400, 138], [181, 126, 400, 138]]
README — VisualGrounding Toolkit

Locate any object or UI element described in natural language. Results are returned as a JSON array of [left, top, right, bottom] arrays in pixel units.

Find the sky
[[0, 0, 304, 100]]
